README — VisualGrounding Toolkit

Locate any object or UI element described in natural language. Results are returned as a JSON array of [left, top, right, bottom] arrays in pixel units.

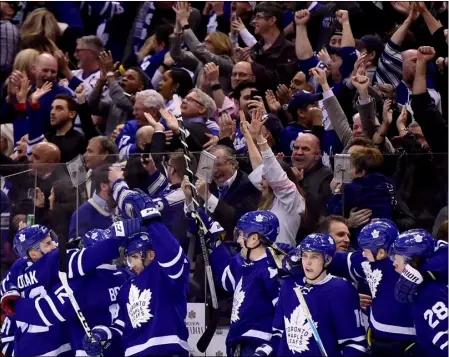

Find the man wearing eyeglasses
[[235, 2, 297, 93]]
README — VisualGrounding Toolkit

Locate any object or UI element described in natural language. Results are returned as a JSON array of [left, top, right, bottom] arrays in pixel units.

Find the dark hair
[[54, 94, 78, 113], [128, 67, 150, 90], [316, 215, 348, 234], [436, 220, 448, 242], [347, 137, 377, 149], [232, 81, 257, 101], [169, 68, 194, 98], [91, 136, 119, 164], [255, 2, 284, 30], [155, 24, 174, 49], [92, 165, 111, 193]]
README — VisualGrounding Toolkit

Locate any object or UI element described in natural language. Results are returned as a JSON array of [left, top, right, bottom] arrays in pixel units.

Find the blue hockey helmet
[[13, 225, 57, 259], [80, 229, 110, 249], [299, 233, 336, 262], [125, 232, 153, 257], [389, 229, 435, 262], [358, 219, 398, 255], [234, 210, 280, 244]]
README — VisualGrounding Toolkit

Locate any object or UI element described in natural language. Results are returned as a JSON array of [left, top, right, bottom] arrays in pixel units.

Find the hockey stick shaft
[[293, 287, 328, 357]]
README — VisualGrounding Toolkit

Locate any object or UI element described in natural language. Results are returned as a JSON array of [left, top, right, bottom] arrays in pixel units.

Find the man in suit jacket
[[195, 145, 260, 239]]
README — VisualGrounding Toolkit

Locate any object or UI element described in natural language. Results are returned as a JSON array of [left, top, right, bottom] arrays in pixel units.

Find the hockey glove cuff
[[254, 344, 272, 356], [1, 289, 20, 317], [82, 326, 111, 356], [107, 219, 144, 240], [395, 264, 423, 304], [186, 209, 225, 250], [282, 249, 303, 277]]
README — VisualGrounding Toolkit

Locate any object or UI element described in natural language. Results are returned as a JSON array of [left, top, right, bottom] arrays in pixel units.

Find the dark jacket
[[208, 170, 260, 239], [250, 33, 297, 92]]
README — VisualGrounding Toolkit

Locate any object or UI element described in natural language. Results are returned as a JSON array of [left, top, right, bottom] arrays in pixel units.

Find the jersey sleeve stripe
[[168, 264, 184, 280], [110, 326, 123, 336], [77, 249, 86, 277], [255, 344, 272, 356], [241, 329, 272, 341], [114, 319, 125, 328], [347, 252, 357, 283], [338, 335, 366, 343], [35, 297, 53, 326], [158, 246, 183, 268], [432, 331, 448, 345], [2, 336, 14, 343], [272, 297, 279, 306], [221, 265, 236, 292], [96, 325, 112, 340], [346, 344, 367, 353], [43, 295, 65, 322], [68, 250, 79, 279]]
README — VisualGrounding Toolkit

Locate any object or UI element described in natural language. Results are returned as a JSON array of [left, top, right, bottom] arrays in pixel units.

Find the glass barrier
[[1, 151, 447, 355]]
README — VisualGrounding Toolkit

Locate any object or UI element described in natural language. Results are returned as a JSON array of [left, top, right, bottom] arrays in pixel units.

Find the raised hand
[[382, 99, 393, 125], [396, 105, 408, 129], [203, 63, 220, 84], [231, 17, 245, 33], [34, 187, 45, 208], [250, 109, 267, 139], [181, 175, 193, 205], [144, 112, 165, 132], [159, 109, 180, 134], [195, 178, 209, 201], [239, 110, 251, 138], [16, 75, 30, 104], [75, 84, 87, 105], [219, 113, 235, 140], [317, 47, 331, 66], [30, 81, 53, 104], [417, 46, 436, 63], [351, 74, 369, 92], [265, 89, 281, 114], [276, 84, 292, 106], [294, 10, 310, 26], [108, 166, 124, 184], [173, 1, 191, 27], [335, 9, 350, 24], [54, 50, 71, 77], [203, 133, 219, 150], [99, 51, 119, 75], [310, 67, 328, 87]]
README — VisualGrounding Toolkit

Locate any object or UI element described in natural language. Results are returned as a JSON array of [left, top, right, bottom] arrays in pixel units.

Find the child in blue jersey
[[187, 207, 291, 356], [329, 219, 417, 356], [256, 233, 367, 356], [82, 190, 190, 357], [3, 229, 132, 356], [390, 230, 448, 357]]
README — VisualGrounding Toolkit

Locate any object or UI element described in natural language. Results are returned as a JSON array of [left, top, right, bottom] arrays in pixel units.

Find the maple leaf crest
[[255, 214, 264, 222], [371, 230, 380, 238], [361, 261, 383, 299], [413, 234, 423, 243], [127, 284, 153, 328], [188, 310, 196, 319], [19, 234, 26, 242], [284, 304, 315, 353], [231, 278, 245, 323]]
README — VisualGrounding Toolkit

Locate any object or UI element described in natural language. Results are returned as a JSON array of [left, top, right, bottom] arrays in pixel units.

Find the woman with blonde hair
[[242, 110, 306, 247], [170, 2, 234, 94], [20, 8, 60, 54], [12, 49, 39, 80]]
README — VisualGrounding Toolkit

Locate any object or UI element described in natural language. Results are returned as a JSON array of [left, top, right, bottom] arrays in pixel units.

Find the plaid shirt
[[0, 20, 19, 76]]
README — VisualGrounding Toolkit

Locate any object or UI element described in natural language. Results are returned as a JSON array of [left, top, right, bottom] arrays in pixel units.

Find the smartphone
[[333, 154, 353, 184], [27, 188, 36, 200], [231, 12, 237, 22], [250, 90, 263, 101], [196, 151, 217, 184], [142, 143, 152, 162]]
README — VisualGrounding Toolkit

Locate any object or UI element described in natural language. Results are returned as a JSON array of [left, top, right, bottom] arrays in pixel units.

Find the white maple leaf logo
[[19, 234, 26, 242], [255, 214, 264, 223], [284, 303, 315, 353], [362, 261, 383, 299], [413, 234, 423, 243], [231, 278, 245, 323], [127, 284, 153, 328], [371, 230, 380, 238]]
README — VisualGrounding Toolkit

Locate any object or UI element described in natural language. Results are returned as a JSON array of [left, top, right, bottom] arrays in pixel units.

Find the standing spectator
[[158, 67, 194, 113], [316, 215, 351, 252], [0, 1, 20, 85], [236, 2, 297, 92], [291, 133, 333, 240], [195, 144, 260, 239]]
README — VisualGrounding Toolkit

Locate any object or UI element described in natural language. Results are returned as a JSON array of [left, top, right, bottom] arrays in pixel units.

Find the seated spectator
[[327, 146, 396, 232], [244, 110, 305, 246], [316, 215, 351, 252], [291, 133, 333, 240], [69, 165, 114, 240], [116, 89, 165, 160], [195, 144, 260, 239], [171, 2, 234, 94], [235, 2, 297, 92]]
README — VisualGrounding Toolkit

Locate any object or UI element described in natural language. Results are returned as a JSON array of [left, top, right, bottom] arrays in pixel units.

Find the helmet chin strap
[[244, 235, 262, 261]]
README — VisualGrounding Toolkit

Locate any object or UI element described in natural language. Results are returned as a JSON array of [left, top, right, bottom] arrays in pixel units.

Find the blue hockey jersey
[[265, 274, 367, 356], [102, 220, 190, 356], [116, 120, 139, 160], [211, 244, 281, 348], [13, 265, 132, 356], [330, 252, 416, 343]]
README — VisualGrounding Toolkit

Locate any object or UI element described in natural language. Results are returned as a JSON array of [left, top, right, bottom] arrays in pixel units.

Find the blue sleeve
[[329, 252, 366, 283], [146, 220, 189, 289], [210, 243, 242, 293], [146, 171, 169, 196], [339, 47, 357, 81], [68, 212, 77, 240], [68, 76, 84, 92], [331, 281, 368, 356], [0, 316, 15, 356], [116, 123, 137, 160], [27, 105, 45, 156], [0, 191, 10, 243], [84, 1, 127, 21], [140, 50, 166, 81], [298, 56, 320, 80]]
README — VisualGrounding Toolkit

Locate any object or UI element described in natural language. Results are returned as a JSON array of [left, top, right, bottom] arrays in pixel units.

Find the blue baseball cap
[[288, 90, 322, 115]]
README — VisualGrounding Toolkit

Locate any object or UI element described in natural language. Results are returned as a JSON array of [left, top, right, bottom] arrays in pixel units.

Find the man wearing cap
[[0, 1, 19, 84], [281, 90, 323, 157]]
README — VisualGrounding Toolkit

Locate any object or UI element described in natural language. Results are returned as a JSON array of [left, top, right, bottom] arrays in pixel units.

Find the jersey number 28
[[424, 301, 448, 329]]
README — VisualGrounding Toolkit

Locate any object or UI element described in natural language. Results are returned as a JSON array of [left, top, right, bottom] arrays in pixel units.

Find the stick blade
[[196, 307, 220, 352]]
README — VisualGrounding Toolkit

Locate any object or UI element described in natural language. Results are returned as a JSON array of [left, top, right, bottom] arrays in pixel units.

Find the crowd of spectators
[[0, 0, 448, 308]]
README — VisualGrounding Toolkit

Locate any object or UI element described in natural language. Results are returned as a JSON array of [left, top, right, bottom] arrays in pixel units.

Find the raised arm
[[294, 10, 314, 60]]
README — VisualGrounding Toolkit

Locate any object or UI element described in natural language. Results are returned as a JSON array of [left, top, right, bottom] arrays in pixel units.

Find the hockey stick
[[293, 287, 328, 357], [168, 96, 220, 353], [58, 172, 102, 356]]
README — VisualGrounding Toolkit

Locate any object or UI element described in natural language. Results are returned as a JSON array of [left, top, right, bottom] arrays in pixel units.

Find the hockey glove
[[395, 263, 424, 304], [82, 326, 111, 357], [282, 249, 303, 276], [112, 179, 160, 222], [186, 209, 225, 250], [1, 288, 20, 317], [106, 218, 144, 241], [254, 344, 272, 356]]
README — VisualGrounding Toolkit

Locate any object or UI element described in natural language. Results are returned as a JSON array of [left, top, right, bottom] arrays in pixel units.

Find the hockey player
[[256, 233, 367, 356], [390, 229, 448, 357], [190, 208, 290, 356], [82, 192, 190, 357], [325, 220, 417, 356], [2, 228, 132, 356]]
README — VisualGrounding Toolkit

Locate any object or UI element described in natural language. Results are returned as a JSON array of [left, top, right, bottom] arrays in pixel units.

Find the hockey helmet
[[80, 229, 111, 249], [13, 225, 58, 258], [234, 210, 280, 244], [299, 233, 336, 262], [389, 229, 435, 262], [125, 232, 153, 257], [358, 219, 398, 255]]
